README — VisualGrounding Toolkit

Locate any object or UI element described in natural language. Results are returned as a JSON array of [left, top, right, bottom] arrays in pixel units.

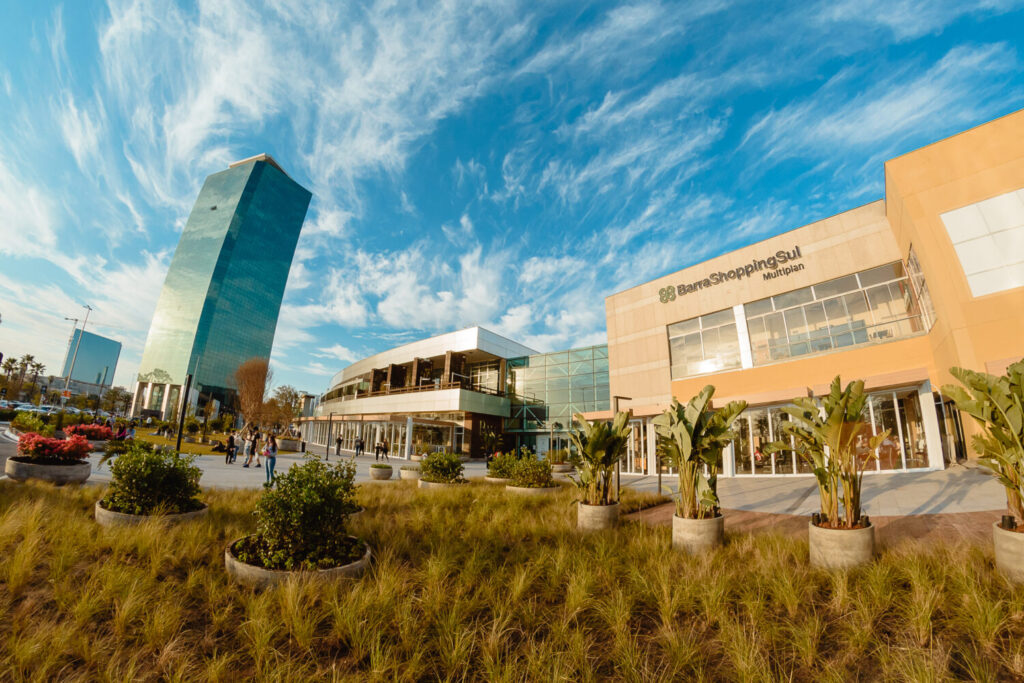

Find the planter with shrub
[[653, 386, 746, 554], [417, 451, 466, 489], [95, 442, 206, 527], [183, 418, 200, 443], [768, 376, 886, 570], [485, 452, 517, 484], [10, 412, 53, 437], [225, 459, 369, 587], [399, 465, 421, 481], [6, 433, 92, 485], [546, 448, 574, 474], [506, 457, 560, 495], [570, 412, 631, 531], [369, 463, 393, 480], [944, 361, 1024, 583]]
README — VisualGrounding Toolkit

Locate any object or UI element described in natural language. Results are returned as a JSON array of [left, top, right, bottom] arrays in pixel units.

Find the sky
[[1, 0, 1023, 395]]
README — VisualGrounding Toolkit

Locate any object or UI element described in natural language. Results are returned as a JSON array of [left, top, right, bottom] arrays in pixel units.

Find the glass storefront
[[729, 387, 932, 475]]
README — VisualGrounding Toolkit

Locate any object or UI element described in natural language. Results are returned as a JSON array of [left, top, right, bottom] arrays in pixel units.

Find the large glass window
[[668, 309, 742, 380], [745, 261, 927, 365], [906, 245, 937, 330]]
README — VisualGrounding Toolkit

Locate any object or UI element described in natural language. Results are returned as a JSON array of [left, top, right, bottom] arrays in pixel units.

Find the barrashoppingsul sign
[[658, 247, 804, 303]]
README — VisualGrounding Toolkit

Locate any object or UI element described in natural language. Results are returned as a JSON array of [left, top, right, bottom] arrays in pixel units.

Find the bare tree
[[235, 358, 272, 431]]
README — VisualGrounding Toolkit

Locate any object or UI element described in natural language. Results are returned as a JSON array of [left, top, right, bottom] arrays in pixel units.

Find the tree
[[2, 357, 17, 386], [235, 358, 272, 431], [101, 387, 132, 414], [568, 412, 632, 505], [273, 385, 302, 420]]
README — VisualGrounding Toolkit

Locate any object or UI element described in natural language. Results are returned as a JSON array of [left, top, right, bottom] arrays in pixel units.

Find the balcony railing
[[323, 378, 504, 405]]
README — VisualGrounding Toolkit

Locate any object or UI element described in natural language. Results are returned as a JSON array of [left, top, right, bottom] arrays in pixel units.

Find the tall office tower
[[132, 154, 311, 419], [61, 329, 122, 393]]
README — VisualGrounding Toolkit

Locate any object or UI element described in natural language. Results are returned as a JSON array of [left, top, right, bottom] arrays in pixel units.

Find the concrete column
[[159, 383, 171, 419], [723, 441, 736, 477], [734, 303, 754, 369], [646, 418, 658, 475], [919, 381, 945, 470], [405, 417, 413, 459]]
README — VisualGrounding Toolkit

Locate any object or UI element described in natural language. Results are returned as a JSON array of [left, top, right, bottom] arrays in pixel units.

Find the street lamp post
[[326, 412, 334, 461], [62, 305, 92, 408]]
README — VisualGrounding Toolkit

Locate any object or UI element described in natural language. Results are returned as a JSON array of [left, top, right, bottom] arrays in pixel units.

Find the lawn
[[0, 480, 1021, 681], [133, 432, 302, 457]]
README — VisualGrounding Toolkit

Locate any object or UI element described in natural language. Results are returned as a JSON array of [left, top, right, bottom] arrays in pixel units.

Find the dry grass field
[[0, 479, 1021, 681]]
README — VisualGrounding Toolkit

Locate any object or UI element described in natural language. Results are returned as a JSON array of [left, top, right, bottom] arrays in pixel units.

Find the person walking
[[242, 430, 253, 468], [381, 439, 390, 462], [264, 434, 278, 484], [225, 431, 236, 464], [356, 437, 364, 457], [335, 434, 343, 457]]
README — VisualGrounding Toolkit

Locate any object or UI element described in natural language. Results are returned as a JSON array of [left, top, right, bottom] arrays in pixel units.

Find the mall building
[[304, 110, 1024, 475]]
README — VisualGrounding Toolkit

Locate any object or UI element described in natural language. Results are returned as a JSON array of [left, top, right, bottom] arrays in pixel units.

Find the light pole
[[612, 395, 632, 500], [62, 305, 92, 408], [326, 412, 334, 461]]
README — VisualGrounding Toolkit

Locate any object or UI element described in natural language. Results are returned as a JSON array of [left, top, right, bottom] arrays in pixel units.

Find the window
[[744, 261, 926, 365], [906, 245, 936, 330], [668, 309, 742, 380], [940, 188, 1024, 297]]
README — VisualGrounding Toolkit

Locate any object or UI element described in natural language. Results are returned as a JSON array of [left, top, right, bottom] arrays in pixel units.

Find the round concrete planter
[[418, 479, 466, 490], [672, 514, 724, 554], [551, 463, 574, 474], [5, 457, 91, 485], [87, 439, 107, 451], [484, 476, 510, 484], [410, 454, 423, 462], [993, 521, 1024, 584], [808, 521, 875, 570], [369, 465, 393, 480], [577, 501, 619, 531], [183, 436, 197, 444], [507, 484, 561, 496], [399, 467, 420, 481], [224, 536, 371, 588], [94, 500, 208, 527], [278, 438, 301, 451]]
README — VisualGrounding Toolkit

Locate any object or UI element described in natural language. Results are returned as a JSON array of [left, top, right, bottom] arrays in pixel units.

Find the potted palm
[[418, 451, 466, 489], [506, 457, 560, 495], [943, 362, 1024, 583], [95, 442, 207, 527], [569, 411, 631, 531], [225, 459, 369, 587], [485, 452, 517, 483], [652, 386, 746, 554], [6, 432, 92, 485], [767, 376, 887, 569]]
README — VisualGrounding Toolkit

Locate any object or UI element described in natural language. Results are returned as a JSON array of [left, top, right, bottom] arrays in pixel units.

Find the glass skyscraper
[[61, 329, 122, 388], [133, 154, 311, 418]]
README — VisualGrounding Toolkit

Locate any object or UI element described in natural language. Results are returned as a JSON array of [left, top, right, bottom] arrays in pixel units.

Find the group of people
[[222, 428, 279, 483], [98, 417, 136, 441], [333, 435, 391, 461]]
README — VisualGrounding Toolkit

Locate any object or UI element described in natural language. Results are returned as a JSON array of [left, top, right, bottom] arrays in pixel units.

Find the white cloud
[[314, 344, 360, 364], [56, 94, 104, 171]]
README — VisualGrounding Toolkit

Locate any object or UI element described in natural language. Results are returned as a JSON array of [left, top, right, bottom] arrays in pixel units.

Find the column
[[734, 303, 754, 369], [646, 418, 658, 476], [919, 381, 945, 470], [405, 417, 413, 459], [159, 384, 171, 420]]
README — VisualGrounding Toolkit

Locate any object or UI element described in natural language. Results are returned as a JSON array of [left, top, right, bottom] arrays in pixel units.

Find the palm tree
[[2, 358, 16, 386], [29, 361, 45, 402], [14, 354, 33, 399], [568, 411, 632, 505]]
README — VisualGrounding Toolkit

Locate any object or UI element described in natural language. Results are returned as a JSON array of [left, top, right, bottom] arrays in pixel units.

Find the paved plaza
[[0, 427, 1009, 519]]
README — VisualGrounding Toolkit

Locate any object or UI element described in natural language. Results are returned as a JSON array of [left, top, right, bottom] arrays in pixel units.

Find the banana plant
[[652, 386, 746, 520], [766, 376, 887, 529], [568, 411, 631, 505], [943, 361, 1024, 520]]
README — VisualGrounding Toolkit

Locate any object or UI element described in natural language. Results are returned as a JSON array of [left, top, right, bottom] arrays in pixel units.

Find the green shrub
[[370, 463, 392, 469], [400, 466, 419, 471], [487, 452, 518, 478], [100, 443, 203, 516], [235, 459, 362, 571], [0, 409, 16, 421], [510, 457, 555, 488], [420, 451, 465, 483], [184, 417, 200, 435], [11, 412, 44, 434]]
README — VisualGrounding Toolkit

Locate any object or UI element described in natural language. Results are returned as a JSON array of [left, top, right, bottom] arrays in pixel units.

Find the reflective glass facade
[[668, 261, 930, 380], [61, 329, 121, 387], [136, 158, 311, 410], [505, 345, 610, 450]]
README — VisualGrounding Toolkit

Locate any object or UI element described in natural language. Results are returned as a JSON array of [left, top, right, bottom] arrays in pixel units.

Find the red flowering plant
[[17, 433, 92, 464], [64, 424, 113, 441]]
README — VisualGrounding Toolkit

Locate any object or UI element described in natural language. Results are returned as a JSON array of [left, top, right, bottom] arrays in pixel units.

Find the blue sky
[[1, 1, 1023, 394]]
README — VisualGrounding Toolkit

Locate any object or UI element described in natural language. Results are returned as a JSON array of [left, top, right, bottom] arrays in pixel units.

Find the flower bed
[[65, 424, 114, 441], [16, 433, 91, 465]]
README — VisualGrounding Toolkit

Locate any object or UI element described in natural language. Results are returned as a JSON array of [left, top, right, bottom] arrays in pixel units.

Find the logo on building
[[659, 247, 804, 303]]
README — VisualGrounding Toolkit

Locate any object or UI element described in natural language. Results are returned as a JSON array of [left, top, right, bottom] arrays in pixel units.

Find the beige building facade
[[602, 109, 1024, 478]]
